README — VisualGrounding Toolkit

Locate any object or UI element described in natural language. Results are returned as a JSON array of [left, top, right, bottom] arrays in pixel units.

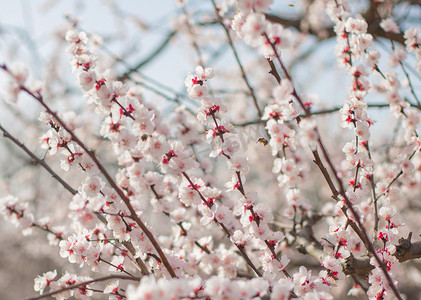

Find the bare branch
[[0, 123, 77, 195], [265, 13, 405, 45], [119, 31, 177, 81], [344, 234, 421, 276], [211, 0, 263, 120]]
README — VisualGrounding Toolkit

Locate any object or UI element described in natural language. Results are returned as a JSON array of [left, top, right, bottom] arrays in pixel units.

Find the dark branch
[[27, 275, 140, 300], [265, 13, 405, 45], [119, 31, 177, 81], [0, 123, 78, 195], [344, 233, 421, 276]]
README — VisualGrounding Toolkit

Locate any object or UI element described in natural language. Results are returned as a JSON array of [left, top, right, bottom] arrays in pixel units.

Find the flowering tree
[[1, 0, 421, 299]]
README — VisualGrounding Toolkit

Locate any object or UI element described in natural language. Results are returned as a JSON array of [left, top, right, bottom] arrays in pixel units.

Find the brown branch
[[344, 234, 421, 276], [296, 227, 421, 282], [119, 31, 177, 81], [211, 0, 263, 120], [267, 59, 281, 84], [99, 257, 136, 277], [264, 13, 405, 45], [312, 149, 339, 199], [32, 223, 64, 240], [27, 275, 140, 300], [0, 123, 78, 195], [121, 241, 150, 275]]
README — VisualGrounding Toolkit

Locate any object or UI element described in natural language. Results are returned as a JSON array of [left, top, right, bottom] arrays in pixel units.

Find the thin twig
[[210, 0, 263, 120], [27, 275, 140, 300], [119, 31, 177, 81], [0, 123, 77, 195]]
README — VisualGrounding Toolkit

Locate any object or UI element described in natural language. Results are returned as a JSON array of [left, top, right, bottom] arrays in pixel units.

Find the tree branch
[[0, 123, 77, 195], [344, 234, 421, 276], [265, 13, 405, 45], [27, 275, 140, 300], [211, 0, 263, 120], [119, 31, 177, 81]]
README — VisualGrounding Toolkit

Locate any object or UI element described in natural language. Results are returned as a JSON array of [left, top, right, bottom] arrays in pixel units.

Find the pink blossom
[[380, 18, 400, 33], [34, 270, 57, 294], [81, 176, 104, 198], [242, 13, 267, 46]]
